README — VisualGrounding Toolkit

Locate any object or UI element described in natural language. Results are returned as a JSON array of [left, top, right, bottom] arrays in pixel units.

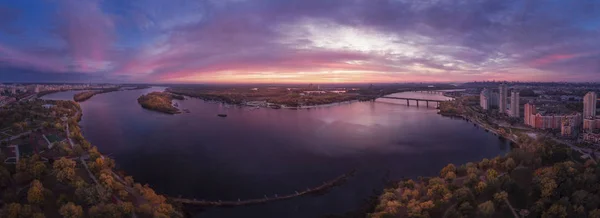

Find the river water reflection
[[41, 87, 509, 217]]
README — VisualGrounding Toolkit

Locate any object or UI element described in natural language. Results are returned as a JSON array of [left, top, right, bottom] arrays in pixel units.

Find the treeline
[[267, 93, 359, 107], [73, 88, 121, 102], [0, 99, 182, 217], [369, 136, 600, 218], [137, 92, 180, 114]]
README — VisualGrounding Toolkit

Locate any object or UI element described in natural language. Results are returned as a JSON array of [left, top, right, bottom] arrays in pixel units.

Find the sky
[[0, 0, 599, 83]]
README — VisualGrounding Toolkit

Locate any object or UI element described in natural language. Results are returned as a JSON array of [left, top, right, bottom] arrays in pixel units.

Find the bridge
[[377, 96, 449, 107], [172, 170, 356, 208]]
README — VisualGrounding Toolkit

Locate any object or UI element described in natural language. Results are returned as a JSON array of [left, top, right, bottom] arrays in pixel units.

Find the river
[[41, 87, 509, 218]]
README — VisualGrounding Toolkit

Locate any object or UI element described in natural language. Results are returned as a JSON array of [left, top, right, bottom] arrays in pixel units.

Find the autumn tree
[[53, 157, 76, 183], [539, 177, 557, 199], [542, 203, 567, 218], [477, 201, 495, 217], [59, 202, 83, 218], [475, 181, 487, 194], [27, 180, 45, 205], [486, 169, 498, 183], [493, 191, 508, 205], [440, 164, 456, 177]]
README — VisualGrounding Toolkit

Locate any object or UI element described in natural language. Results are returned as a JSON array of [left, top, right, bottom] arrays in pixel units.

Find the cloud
[[0, 0, 599, 82]]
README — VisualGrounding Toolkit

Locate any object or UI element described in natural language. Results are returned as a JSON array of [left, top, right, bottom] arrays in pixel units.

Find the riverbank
[[137, 91, 181, 114], [370, 97, 599, 218], [368, 133, 595, 218], [0, 99, 184, 217]]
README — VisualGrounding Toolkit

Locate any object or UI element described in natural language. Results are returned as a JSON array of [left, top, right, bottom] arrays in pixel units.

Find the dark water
[[42, 87, 509, 218]]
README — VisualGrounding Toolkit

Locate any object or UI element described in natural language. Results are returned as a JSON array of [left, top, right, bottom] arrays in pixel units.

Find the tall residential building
[[490, 93, 499, 107], [524, 103, 536, 126], [583, 92, 597, 118], [584, 118, 596, 132], [526, 112, 581, 130], [479, 88, 490, 110], [509, 90, 520, 118], [498, 83, 508, 114], [561, 116, 578, 137]]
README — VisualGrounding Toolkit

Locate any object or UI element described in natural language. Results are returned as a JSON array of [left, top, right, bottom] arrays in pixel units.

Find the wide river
[[42, 87, 509, 217]]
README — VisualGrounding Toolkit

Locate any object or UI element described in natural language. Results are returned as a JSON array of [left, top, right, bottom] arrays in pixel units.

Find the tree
[[124, 176, 134, 186], [493, 191, 508, 204], [31, 162, 46, 179], [0, 165, 11, 188], [475, 181, 487, 194], [458, 202, 474, 216], [505, 158, 516, 172], [4, 203, 21, 218], [27, 180, 45, 205], [590, 209, 600, 218], [440, 164, 456, 177], [59, 202, 83, 218], [479, 158, 490, 169], [486, 169, 498, 182], [53, 157, 76, 183], [444, 171, 456, 182], [454, 187, 474, 203], [118, 202, 134, 216], [540, 177, 557, 199], [478, 201, 495, 217], [541, 204, 567, 218]]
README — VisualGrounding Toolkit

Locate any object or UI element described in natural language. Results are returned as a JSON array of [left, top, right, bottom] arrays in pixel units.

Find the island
[[137, 92, 181, 114], [73, 86, 150, 102], [73, 88, 120, 102], [166, 85, 409, 109]]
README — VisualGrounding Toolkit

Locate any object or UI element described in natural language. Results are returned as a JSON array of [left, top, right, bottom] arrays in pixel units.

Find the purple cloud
[[0, 0, 599, 82]]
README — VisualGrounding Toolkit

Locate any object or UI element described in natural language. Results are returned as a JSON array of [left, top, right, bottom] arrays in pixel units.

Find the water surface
[[43, 87, 509, 217]]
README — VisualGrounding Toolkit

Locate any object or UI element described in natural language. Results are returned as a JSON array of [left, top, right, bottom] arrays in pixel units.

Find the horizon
[[1, 0, 600, 83]]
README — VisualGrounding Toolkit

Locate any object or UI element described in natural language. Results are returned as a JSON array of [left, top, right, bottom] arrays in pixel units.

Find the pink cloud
[[57, 0, 114, 72], [529, 53, 585, 67]]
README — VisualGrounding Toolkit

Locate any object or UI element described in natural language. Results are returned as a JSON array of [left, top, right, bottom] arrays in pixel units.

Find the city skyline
[[1, 0, 600, 83]]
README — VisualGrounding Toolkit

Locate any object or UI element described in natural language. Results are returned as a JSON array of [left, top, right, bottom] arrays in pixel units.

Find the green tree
[[479, 158, 490, 169], [458, 202, 474, 216], [590, 209, 600, 218], [27, 180, 45, 205], [59, 202, 83, 218], [477, 201, 495, 217], [454, 187, 474, 203], [31, 162, 46, 179], [505, 157, 516, 171]]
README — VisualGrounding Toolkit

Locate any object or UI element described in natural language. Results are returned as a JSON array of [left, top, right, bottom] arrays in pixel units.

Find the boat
[[217, 114, 227, 117]]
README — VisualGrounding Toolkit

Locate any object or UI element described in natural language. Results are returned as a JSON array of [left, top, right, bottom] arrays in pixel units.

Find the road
[[0, 130, 33, 143]]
